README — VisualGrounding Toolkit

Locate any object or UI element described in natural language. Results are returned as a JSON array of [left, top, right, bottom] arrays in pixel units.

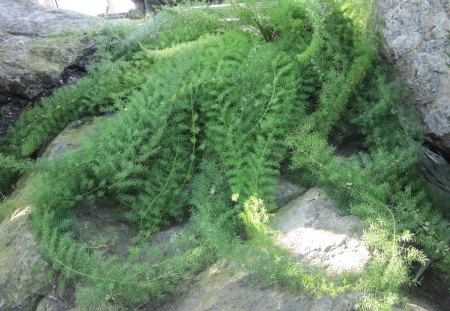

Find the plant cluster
[[0, 1, 448, 309]]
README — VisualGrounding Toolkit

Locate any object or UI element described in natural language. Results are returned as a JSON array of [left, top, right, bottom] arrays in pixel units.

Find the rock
[[392, 297, 440, 311], [150, 224, 185, 245], [271, 188, 370, 274], [409, 265, 450, 311], [275, 177, 306, 207], [422, 148, 450, 195], [0, 207, 50, 311], [155, 261, 360, 311], [379, 0, 450, 159], [72, 199, 136, 260], [0, 118, 104, 311], [35, 297, 62, 311], [155, 188, 369, 311], [0, 0, 99, 135], [41, 117, 105, 160]]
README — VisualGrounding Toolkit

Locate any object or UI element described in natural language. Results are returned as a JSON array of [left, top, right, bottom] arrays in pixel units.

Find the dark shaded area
[[329, 134, 366, 158], [425, 133, 450, 163], [410, 265, 450, 311], [0, 94, 29, 135]]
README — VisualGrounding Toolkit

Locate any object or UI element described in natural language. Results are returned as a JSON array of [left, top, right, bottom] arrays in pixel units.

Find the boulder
[[275, 176, 306, 207], [379, 0, 450, 159], [0, 207, 50, 311], [157, 264, 439, 310], [35, 297, 62, 311], [0, 118, 103, 310], [41, 117, 105, 160], [155, 188, 370, 311], [0, 0, 98, 135]]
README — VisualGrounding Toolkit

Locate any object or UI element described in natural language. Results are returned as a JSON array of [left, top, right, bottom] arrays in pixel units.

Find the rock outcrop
[[0, 118, 103, 311], [379, 0, 450, 159], [0, 0, 98, 135], [156, 261, 360, 311], [0, 207, 50, 311], [156, 188, 370, 311], [0, 130, 439, 310]]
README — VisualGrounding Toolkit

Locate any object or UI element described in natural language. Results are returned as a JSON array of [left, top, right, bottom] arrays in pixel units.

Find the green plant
[[0, 1, 448, 309]]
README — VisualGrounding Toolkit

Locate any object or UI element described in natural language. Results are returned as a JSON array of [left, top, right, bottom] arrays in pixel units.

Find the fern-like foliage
[[0, 1, 448, 309], [0, 52, 154, 194]]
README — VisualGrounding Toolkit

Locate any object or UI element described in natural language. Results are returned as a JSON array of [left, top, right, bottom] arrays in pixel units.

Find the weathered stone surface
[[379, 0, 450, 159], [275, 177, 306, 208], [0, 118, 104, 311], [156, 261, 360, 311], [392, 298, 439, 311], [41, 117, 104, 160], [154, 188, 369, 311], [35, 297, 62, 311], [0, 207, 50, 311], [271, 188, 370, 274], [0, 0, 99, 134]]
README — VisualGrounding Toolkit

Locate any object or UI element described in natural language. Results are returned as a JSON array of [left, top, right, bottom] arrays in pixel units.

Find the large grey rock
[[41, 118, 104, 160], [0, 0, 98, 134], [35, 297, 62, 311], [0, 207, 50, 311], [379, 0, 450, 159], [0, 118, 103, 311]]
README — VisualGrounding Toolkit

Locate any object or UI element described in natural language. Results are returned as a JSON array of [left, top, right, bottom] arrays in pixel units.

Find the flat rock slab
[[270, 188, 370, 274]]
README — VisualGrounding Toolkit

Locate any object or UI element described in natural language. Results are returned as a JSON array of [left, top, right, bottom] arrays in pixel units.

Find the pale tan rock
[[271, 188, 370, 274], [156, 261, 360, 311]]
